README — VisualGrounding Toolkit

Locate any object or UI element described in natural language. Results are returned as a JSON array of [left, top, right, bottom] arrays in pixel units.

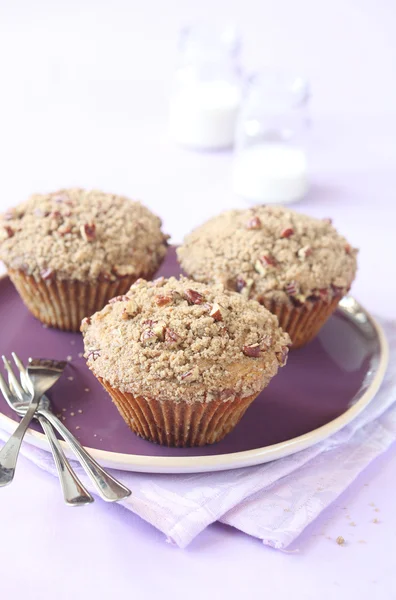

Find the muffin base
[[261, 294, 343, 349], [8, 269, 138, 332], [98, 377, 259, 447]]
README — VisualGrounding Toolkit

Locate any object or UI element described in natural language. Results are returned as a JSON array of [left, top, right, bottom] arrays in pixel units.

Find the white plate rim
[[0, 301, 389, 474]]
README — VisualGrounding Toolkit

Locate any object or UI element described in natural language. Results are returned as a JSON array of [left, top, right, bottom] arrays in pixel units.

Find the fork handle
[[0, 401, 37, 486], [37, 415, 94, 506], [39, 409, 131, 502]]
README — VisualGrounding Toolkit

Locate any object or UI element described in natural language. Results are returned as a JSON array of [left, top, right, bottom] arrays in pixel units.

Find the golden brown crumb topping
[[0, 188, 168, 282], [177, 206, 358, 305], [82, 277, 290, 403]]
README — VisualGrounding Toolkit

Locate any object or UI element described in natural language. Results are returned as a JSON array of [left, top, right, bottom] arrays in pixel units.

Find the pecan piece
[[152, 321, 166, 340], [235, 275, 247, 293], [41, 268, 54, 281], [280, 227, 294, 238], [80, 316, 92, 333], [209, 303, 224, 322], [297, 245, 312, 259], [80, 223, 96, 242], [276, 346, 289, 367], [150, 276, 165, 288], [180, 366, 199, 381], [122, 299, 139, 319], [243, 344, 261, 358], [285, 281, 299, 296], [246, 216, 262, 230], [261, 254, 277, 267], [4, 226, 14, 238], [87, 349, 100, 361], [165, 328, 180, 345], [155, 294, 173, 307], [140, 329, 157, 343], [345, 244, 351, 254], [184, 289, 205, 305], [254, 259, 267, 275]]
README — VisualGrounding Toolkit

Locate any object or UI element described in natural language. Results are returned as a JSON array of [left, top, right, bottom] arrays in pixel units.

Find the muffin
[[0, 188, 168, 331], [81, 276, 290, 447], [177, 206, 358, 348]]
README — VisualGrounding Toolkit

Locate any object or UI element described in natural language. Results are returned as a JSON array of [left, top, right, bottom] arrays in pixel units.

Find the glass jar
[[232, 70, 310, 203], [169, 24, 243, 150]]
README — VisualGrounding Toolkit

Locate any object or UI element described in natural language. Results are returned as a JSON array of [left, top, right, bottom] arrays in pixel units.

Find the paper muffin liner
[[260, 292, 343, 349], [7, 269, 139, 331], [98, 377, 260, 447]]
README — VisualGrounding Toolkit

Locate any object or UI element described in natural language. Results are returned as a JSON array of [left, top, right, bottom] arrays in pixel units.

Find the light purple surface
[[0, 1, 395, 599]]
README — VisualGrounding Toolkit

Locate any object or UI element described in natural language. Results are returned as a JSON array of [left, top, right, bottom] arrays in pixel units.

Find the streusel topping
[[82, 277, 290, 403], [0, 189, 168, 282], [177, 206, 358, 305]]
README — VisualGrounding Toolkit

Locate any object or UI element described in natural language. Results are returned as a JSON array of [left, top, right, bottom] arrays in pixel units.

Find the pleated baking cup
[[7, 269, 139, 332], [98, 377, 260, 447], [260, 293, 343, 349]]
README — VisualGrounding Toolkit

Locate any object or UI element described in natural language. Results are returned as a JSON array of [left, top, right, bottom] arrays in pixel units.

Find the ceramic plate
[[0, 248, 389, 473]]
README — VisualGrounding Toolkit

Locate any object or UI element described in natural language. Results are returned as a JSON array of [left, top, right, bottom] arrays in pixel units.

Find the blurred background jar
[[233, 71, 310, 203], [169, 24, 243, 150]]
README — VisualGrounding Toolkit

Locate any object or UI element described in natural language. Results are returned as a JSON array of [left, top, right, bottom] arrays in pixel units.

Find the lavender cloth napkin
[[0, 319, 395, 549]]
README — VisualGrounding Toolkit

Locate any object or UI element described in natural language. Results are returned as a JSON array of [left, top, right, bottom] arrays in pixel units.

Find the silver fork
[[0, 355, 67, 487], [0, 354, 93, 506], [12, 355, 131, 503]]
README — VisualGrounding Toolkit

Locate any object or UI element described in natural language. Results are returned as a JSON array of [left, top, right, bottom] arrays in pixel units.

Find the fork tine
[[2, 355, 25, 401], [11, 352, 29, 394], [0, 371, 14, 408]]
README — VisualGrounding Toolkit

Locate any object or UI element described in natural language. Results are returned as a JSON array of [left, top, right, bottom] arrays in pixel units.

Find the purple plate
[[0, 248, 388, 473]]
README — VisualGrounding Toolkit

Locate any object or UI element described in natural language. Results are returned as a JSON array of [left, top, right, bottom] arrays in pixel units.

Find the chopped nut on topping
[[80, 316, 92, 333], [165, 328, 180, 345], [285, 281, 299, 296], [261, 333, 274, 349], [261, 254, 277, 267], [297, 245, 312, 259], [4, 226, 14, 238], [254, 259, 267, 276], [123, 299, 138, 318], [276, 346, 288, 366], [246, 216, 262, 230], [209, 303, 225, 322], [87, 349, 100, 361], [184, 289, 205, 305], [323, 217, 333, 225], [180, 366, 199, 381], [40, 268, 54, 281], [345, 244, 351, 254], [96, 305, 112, 319], [152, 321, 166, 340], [235, 275, 247, 293], [109, 295, 129, 303], [140, 329, 157, 343], [155, 294, 173, 307], [243, 344, 261, 357], [80, 223, 96, 242], [280, 227, 294, 238], [240, 278, 254, 297], [58, 224, 72, 236], [151, 276, 166, 288]]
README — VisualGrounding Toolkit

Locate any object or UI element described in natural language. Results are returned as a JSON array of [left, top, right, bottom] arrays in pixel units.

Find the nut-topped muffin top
[[82, 276, 290, 403], [0, 188, 168, 282], [177, 206, 358, 305]]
